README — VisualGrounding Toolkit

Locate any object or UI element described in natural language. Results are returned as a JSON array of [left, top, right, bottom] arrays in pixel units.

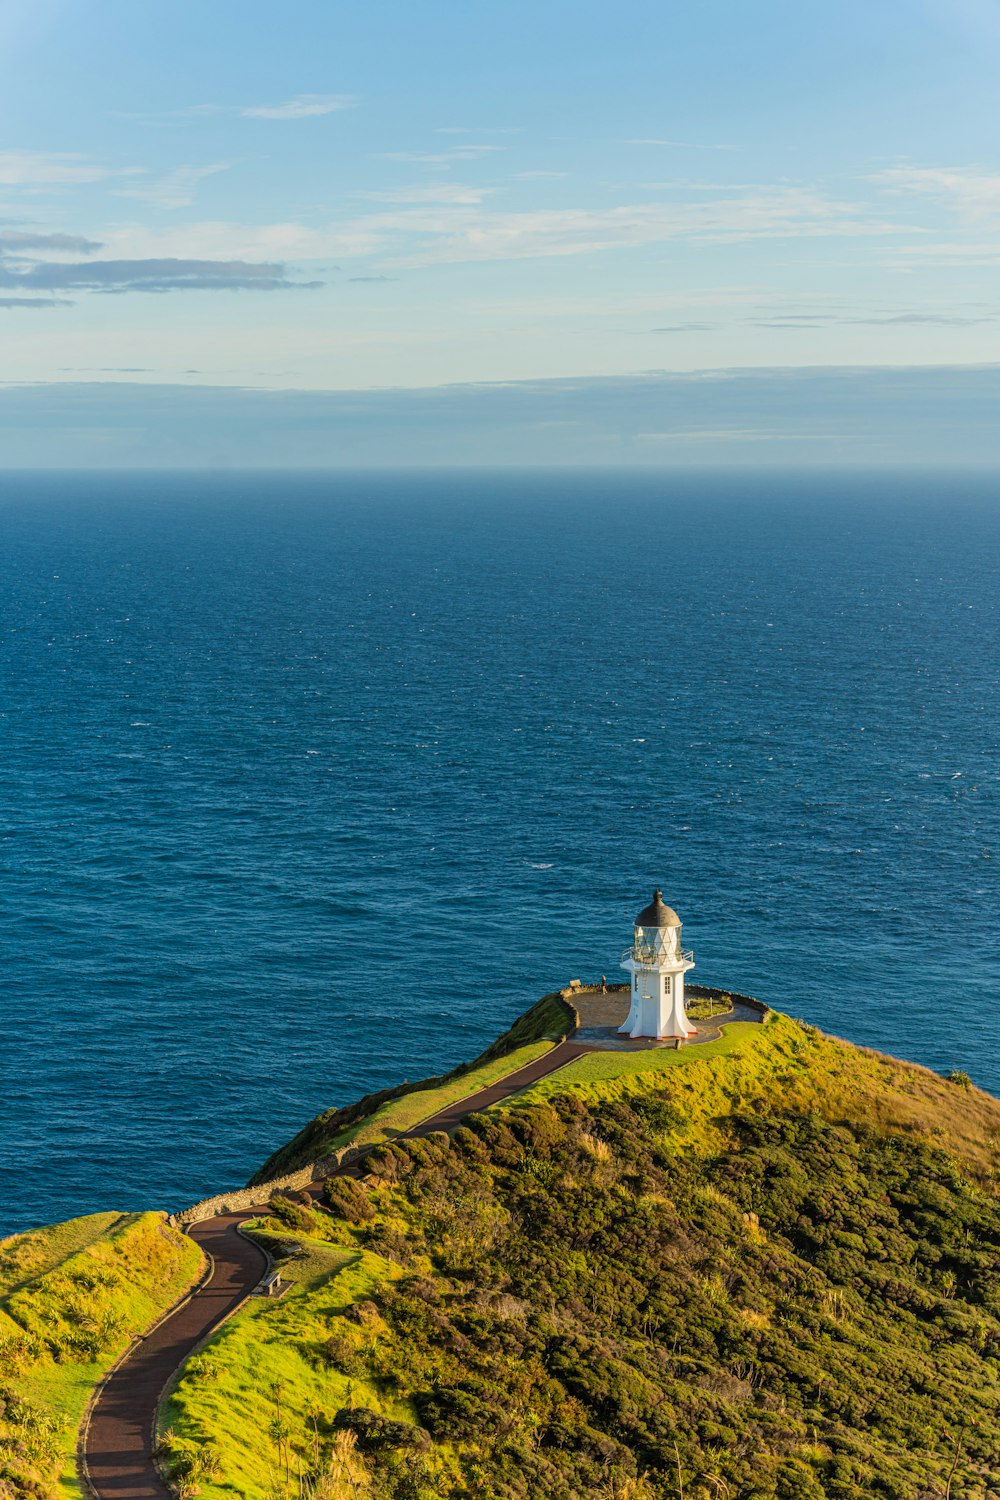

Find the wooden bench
[[260, 1270, 282, 1297]]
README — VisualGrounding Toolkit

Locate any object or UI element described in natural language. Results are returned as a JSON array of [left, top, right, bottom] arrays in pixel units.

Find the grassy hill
[[0, 1210, 203, 1497], [161, 1009, 1000, 1500]]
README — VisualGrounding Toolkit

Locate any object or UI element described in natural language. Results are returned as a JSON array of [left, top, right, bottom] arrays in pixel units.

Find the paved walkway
[[408, 1037, 589, 1133], [81, 1037, 591, 1498], [84, 1214, 267, 1498]]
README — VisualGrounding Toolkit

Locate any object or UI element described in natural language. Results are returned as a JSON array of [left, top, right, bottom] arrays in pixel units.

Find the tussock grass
[[0, 1212, 123, 1299]]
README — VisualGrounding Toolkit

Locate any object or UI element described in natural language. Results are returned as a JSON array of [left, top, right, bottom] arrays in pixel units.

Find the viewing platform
[[566, 984, 765, 1051]]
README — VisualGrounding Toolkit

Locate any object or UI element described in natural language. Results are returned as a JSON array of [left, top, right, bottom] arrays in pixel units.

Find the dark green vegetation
[[0, 1211, 202, 1498], [169, 1014, 1000, 1500]]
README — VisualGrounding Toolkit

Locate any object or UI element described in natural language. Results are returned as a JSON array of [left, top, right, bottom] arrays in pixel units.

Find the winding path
[[81, 1038, 589, 1498]]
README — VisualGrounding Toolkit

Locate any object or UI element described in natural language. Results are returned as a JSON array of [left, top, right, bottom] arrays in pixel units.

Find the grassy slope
[[166, 1011, 1000, 1500], [530, 1011, 1000, 1185], [0, 1210, 204, 1498], [251, 991, 573, 1182], [333, 1040, 554, 1149], [160, 1229, 407, 1499]]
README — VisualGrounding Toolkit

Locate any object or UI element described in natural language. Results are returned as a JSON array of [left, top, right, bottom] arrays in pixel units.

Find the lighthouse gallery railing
[[622, 946, 695, 967]]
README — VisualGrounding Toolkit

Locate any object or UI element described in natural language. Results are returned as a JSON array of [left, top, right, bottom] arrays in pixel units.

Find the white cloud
[[626, 139, 741, 151], [891, 240, 1000, 266], [0, 150, 134, 187], [241, 94, 356, 120], [98, 185, 911, 274], [363, 183, 496, 205], [380, 145, 503, 167], [116, 164, 230, 210], [100, 219, 386, 263], [871, 165, 1000, 220], [374, 188, 910, 267]]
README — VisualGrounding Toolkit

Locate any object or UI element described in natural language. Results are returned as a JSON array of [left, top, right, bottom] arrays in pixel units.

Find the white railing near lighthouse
[[621, 945, 695, 967]]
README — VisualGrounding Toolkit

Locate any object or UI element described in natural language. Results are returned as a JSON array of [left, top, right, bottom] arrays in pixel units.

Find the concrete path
[[81, 1037, 590, 1498]]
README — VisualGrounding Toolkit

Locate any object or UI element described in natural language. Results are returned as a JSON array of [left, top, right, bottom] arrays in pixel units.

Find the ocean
[[2, 469, 998, 1236]]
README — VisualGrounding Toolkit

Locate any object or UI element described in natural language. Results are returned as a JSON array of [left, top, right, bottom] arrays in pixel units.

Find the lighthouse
[[619, 889, 696, 1040]]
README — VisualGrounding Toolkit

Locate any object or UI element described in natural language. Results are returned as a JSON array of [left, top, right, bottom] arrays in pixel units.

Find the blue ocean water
[[1, 470, 998, 1237]]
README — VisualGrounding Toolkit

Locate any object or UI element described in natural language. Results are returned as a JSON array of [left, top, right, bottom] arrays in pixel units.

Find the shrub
[[320, 1333, 358, 1370], [332, 1406, 430, 1453], [323, 1176, 376, 1224], [268, 1193, 318, 1235]]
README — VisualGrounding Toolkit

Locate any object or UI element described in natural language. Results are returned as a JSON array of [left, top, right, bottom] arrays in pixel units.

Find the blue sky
[[3, 0, 1000, 460]]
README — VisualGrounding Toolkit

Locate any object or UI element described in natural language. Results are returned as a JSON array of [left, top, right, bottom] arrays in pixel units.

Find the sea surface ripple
[[1, 471, 998, 1235]]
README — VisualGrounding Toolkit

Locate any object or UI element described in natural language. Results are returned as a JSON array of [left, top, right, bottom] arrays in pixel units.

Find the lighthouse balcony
[[621, 946, 695, 968]]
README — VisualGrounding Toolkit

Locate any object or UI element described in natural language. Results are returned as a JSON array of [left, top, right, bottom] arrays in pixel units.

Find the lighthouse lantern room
[[619, 889, 696, 1040]]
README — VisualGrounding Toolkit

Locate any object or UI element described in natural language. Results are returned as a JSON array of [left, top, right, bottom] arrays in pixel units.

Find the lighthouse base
[[619, 963, 697, 1040]]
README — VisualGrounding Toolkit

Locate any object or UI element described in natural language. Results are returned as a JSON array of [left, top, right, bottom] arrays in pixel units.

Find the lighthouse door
[[638, 967, 655, 1035]]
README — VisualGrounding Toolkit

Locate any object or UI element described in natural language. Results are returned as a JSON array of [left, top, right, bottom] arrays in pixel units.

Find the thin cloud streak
[[871, 164, 1000, 220], [0, 256, 321, 294], [626, 138, 741, 151], [0, 230, 102, 252], [375, 189, 914, 267], [241, 93, 357, 120], [116, 164, 230, 210], [92, 183, 919, 272], [362, 183, 495, 205], [379, 145, 504, 167], [0, 150, 138, 187], [0, 295, 73, 308]]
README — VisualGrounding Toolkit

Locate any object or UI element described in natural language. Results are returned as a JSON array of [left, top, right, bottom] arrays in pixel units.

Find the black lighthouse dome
[[635, 888, 680, 929]]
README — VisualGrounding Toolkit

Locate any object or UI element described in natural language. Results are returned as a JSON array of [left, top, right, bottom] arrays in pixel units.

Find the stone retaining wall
[[558, 979, 626, 1031], [171, 1146, 367, 1227], [687, 982, 770, 1016]]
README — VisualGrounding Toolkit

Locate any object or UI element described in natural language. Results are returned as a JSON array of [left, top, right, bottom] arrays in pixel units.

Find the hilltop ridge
[[157, 999, 1000, 1500]]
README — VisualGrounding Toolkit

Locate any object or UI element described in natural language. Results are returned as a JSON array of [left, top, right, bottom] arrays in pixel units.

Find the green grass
[[335, 1038, 555, 1149], [521, 1010, 1000, 1185], [160, 1221, 408, 1500], [528, 1020, 762, 1093], [683, 992, 734, 1021], [238, 1218, 357, 1295], [0, 1210, 204, 1497], [0, 1212, 123, 1298]]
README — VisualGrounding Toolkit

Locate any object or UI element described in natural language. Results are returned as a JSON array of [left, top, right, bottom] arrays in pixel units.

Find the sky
[[3, 0, 1000, 464]]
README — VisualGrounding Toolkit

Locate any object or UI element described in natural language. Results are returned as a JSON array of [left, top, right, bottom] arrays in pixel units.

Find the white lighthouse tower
[[619, 889, 696, 1040]]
